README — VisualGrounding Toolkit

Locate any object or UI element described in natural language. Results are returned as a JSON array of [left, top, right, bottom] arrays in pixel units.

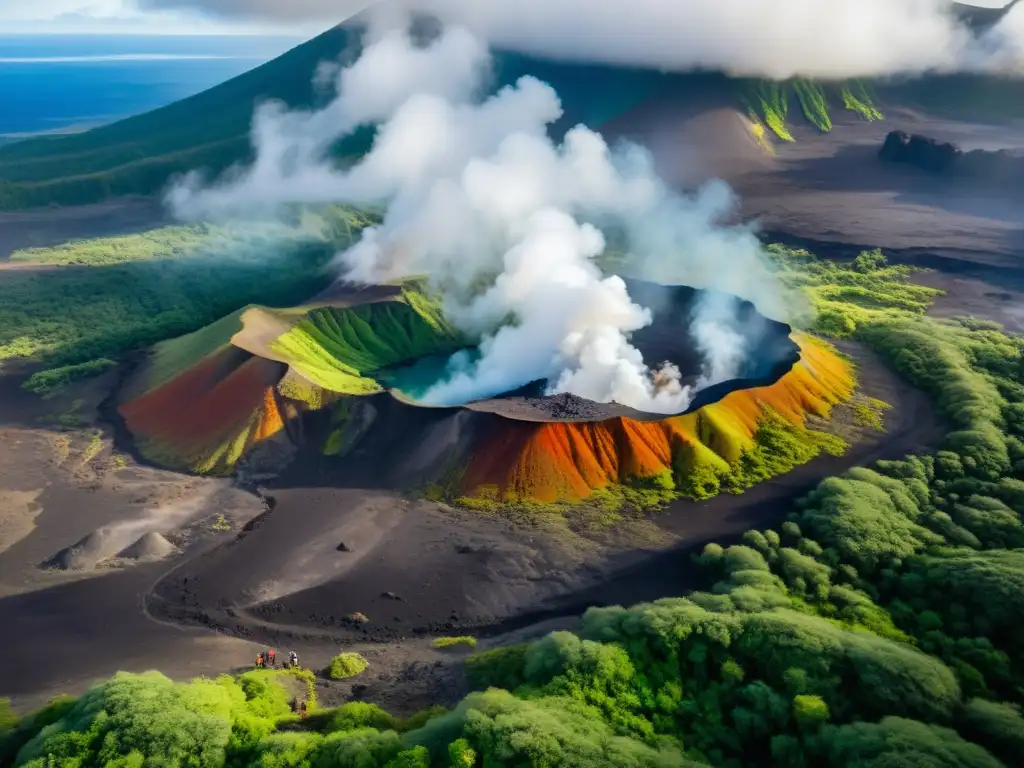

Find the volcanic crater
[[115, 277, 853, 506]]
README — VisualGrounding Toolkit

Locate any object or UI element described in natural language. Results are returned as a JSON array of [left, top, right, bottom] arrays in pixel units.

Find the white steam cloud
[[169, 20, 785, 413], [144, 0, 1024, 80], [384, 0, 1024, 79]]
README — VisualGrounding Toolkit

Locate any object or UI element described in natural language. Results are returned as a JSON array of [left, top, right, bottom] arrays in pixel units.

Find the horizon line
[[0, 54, 271, 63], [0, 29, 310, 38]]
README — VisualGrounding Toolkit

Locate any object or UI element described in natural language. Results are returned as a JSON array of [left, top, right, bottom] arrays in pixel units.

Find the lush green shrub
[[431, 636, 477, 650], [326, 653, 369, 681], [13, 672, 241, 768], [958, 698, 1024, 765], [22, 358, 117, 397]]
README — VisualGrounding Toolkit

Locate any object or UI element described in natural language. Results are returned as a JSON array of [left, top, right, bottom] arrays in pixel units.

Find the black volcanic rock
[[879, 130, 1024, 183], [879, 130, 961, 173]]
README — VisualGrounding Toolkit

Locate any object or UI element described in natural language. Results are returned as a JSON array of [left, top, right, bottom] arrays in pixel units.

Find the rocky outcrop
[[879, 131, 961, 173], [879, 130, 1024, 183]]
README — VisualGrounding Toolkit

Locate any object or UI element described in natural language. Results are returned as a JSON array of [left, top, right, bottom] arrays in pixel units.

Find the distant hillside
[[0, 22, 668, 212], [0, 25, 360, 211], [3, 4, 1024, 212]]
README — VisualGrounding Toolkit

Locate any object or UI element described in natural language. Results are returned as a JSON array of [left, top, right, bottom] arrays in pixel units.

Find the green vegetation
[[747, 81, 794, 141], [792, 79, 831, 132], [745, 78, 884, 141], [209, 514, 233, 533], [690, 409, 848, 500], [270, 288, 463, 395], [0, 21, 893, 214], [431, 637, 478, 650], [9, 224, 220, 266], [326, 653, 369, 680], [840, 81, 884, 121], [1, 209, 372, 395], [852, 397, 891, 432], [6, 253, 1024, 766], [80, 430, 105, 465], [22, 359, 117, 397], [767, 245, 942, 336]]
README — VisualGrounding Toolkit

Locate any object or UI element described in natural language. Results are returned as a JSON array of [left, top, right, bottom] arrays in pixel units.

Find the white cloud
[[104, 0, 1024, 76], [392, 0, 1024, 79]]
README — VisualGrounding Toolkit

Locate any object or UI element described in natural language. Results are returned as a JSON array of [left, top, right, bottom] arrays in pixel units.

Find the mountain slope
[[0, 25, 360, 210], [0, 22, 667, 211]]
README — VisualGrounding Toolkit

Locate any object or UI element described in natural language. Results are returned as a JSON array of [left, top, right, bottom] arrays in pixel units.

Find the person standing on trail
[[256, 653, 265, 669], [267, 649, 276, 668], [289, 651, 299, 668]]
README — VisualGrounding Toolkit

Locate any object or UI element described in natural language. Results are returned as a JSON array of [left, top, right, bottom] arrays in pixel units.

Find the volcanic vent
[[118, 279, 854, 505]]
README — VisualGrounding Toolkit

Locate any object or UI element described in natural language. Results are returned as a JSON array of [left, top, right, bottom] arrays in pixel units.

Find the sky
[[0, 0, 346, 35]]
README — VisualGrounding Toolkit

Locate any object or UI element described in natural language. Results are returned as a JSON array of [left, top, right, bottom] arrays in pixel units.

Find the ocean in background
[[0, 34, 301, 136]]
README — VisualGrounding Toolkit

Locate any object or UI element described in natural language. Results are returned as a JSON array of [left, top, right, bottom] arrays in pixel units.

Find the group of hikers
[[255, 650, 307, 717], [255, 649, 299, 669]]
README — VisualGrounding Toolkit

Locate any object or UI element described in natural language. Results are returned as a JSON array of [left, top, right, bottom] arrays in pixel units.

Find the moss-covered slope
[[269, 290, 462, 394]]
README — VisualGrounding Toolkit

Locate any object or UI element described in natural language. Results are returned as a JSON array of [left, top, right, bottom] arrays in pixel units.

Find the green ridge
[[136, 308, 248, 396], [793, 78, 832, 132], [269, 289, 463, 394], [747, 80, 794, 141], [841, 80, 885, 121]]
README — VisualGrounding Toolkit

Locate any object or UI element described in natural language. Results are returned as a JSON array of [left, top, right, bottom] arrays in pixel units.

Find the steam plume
[[169, 19, 784, 413]]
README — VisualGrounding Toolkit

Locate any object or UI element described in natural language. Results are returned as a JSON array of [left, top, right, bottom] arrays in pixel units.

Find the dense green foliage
[[326, 654, 369, 681], [766, 245, 942, 336], [6, 249, 1023, 766], [0, 209, 372, 393]]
